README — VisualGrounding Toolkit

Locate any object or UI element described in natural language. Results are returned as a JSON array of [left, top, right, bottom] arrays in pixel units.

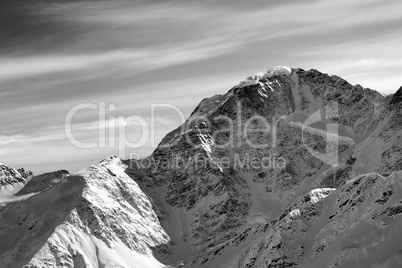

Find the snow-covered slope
[[0, 158, 170, 268], [0, 67, 401, 267]]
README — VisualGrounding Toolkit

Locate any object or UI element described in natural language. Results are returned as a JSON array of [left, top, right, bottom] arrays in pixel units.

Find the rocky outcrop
[[389, 86, 402, 105]]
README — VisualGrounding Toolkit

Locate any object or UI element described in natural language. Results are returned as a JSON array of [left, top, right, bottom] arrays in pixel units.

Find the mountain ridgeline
[[0, 67, 401, 268]]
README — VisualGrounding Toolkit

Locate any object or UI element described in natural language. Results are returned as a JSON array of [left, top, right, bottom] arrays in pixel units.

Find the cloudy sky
[[1, 0, 401, 174]]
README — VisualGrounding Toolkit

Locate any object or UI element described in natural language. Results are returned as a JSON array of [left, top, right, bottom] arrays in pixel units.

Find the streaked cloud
[[0, 41, 240, 80], [1, 0, 401, 174]]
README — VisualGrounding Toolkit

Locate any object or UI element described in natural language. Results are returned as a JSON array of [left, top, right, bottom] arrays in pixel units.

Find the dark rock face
[[124, 67, 401, 260], [16, 169, 69, 195], [189, 172, 402, 268], [389, 86, 402, 105]]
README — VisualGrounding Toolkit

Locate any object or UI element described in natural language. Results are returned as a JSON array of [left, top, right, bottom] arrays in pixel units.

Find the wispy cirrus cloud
[[1, 0, 402, 173], [0, 40, 241, 80]]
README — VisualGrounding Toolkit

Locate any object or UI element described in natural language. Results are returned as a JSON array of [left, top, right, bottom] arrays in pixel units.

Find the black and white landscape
[[1, 1, 402, 268]]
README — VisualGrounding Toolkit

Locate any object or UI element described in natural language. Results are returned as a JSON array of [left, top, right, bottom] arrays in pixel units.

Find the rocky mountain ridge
[[0, 67, 401, 267]]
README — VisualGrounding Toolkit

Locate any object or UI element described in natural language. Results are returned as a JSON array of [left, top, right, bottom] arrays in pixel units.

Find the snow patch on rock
[[266, 66, 292, 77], [309, 188, 335, 204], [236, 66, 292, 88]]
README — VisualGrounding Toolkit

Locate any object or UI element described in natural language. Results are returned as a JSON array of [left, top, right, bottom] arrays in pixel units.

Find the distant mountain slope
[[0, 164, 33, 201]]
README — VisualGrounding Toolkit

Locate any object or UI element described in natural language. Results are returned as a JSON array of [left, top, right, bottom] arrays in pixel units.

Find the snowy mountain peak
[[1, 67, 401, 268], [0, 158, 171, 268], [266, 65, 292, 76], [237, 65, 292, 88]]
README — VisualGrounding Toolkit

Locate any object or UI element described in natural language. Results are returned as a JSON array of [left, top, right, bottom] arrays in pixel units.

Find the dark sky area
[[1, 0, 401, 173]]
